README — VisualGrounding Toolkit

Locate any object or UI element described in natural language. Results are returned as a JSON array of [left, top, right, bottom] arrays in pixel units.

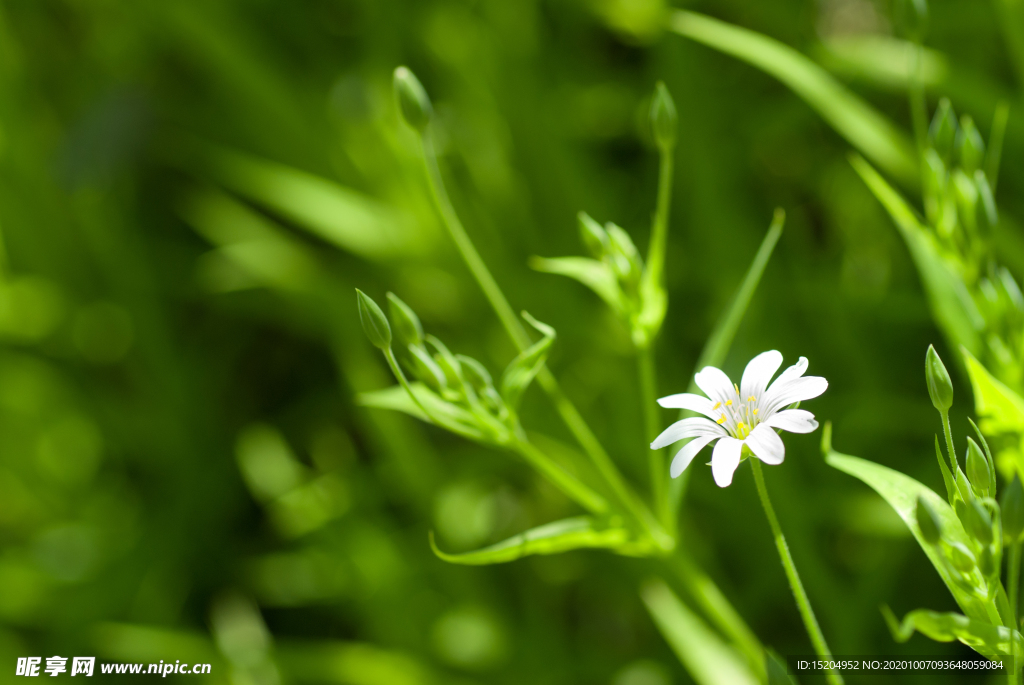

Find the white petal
[[740, 350, 783, 400], [711, 437, 744, 487], [772, 356, 808, 387], [670, 435, 718, 478], [657, 392, 718, 419], [762, 376, 828, 416], [651, 417, 726, 450], [694, 366, 736, 405], [745, 424, 785, 465], [764, 409, 819, 434]]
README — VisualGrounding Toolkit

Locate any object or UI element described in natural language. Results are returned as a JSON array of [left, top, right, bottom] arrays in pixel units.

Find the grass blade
[[641, 579, 760, 685], [668, 10, 917, 183]]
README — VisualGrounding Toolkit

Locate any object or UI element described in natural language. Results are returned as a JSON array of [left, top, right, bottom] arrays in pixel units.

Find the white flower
[[652, 351, 827, 487]]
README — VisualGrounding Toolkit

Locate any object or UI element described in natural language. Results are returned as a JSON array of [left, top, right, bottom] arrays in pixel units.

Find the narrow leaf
[[963, 348, 1024, 434], [429, 516, 653, 565], [827, 450, 1012, 625], [882, 606, 1023, 664], [357, 384, 484, 441], [668, 10, 917, 182], [203, 146, 418, 260], [500, 313, 556, 409], [851, 155, 984, 355], [529, 256, 627, 316], [641, 579, 760, 685]]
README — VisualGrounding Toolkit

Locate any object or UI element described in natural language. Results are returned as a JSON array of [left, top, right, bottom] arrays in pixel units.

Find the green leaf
[[429, 516, 652, 565], [816, 35, 948, 91], [826, 450, 1012, 625], [963, 348, 1024, 434], [765, 649, 797, 685], [851, 155, 984, 355], [357, 384, 484, 441], [640, 579, 761, 685], [529, 256, 626, 316], [668, 10, 917, 183], [203, 146, 419, 260], [500, 313, 556, 409], [882, 606, 1023, 665]]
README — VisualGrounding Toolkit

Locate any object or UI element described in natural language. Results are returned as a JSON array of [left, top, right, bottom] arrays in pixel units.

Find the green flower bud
[[916, 495, 942, 544], [387, 292, 423, 347], [606, 223, 643, 288], [974, 170, 998, 227], [956, 115, 985, 174], [893, 0, 929, 42], [578, 212, 609, 259], [356, 289, 391, 350], [979, 546, 996, 578], [925, 344, 953, 412], [1001, 474, 1024, 545], [946, 541, 976, 574], [393, 66, 432, 132], [922, 149, 947, 224], [427, 336, 464, 390], [456, 354, 493, 392], [966, 498, 994, 545], [649, 81, 677, 151], [929, 99, 957, 162], [966, 438, 991, 497], [408, 344, 447, 393]]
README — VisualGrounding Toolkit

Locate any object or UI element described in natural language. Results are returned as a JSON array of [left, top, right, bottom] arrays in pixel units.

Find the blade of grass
[[667, 10, 917, 184]]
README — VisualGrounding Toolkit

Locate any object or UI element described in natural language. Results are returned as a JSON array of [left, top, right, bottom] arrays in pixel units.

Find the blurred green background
[[0, 0, 1021, 682]]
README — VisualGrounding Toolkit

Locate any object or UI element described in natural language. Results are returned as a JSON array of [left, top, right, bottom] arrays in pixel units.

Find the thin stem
[[908, 42, 927, 154], [418, 132, 670, 549], [643, 147, 674, 292], [668, 553, 765, 679], [639, 347, 669, 528], [941, 411, 958, 474], [750, 459, 844, 685], [384, 348, 436, 423], [513, 439, 610, 515], [1010, 542, 1021, 628]]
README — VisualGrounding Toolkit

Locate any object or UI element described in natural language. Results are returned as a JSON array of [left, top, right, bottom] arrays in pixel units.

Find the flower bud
[[922, 149, 947, 224], [925, 344, 953, 412], [965, 438, 991, 497], [393, 66, 432, 132], [979, 546, 997, 578], [387, 292, 423, 348], [606, 223, 643, 288], [578, 212, 609, 258], [916, 495, 942, 544], [1002, 474, 1024, 545], [649, 81, 677, 151], [893, 0, 929, 42], [409, 345, 447, 393], [965, 498, 994, 545], [975, 170, 998, 227], [457, 354, 493, 392], [956, 115, 985, 174], [356, 289, 391, 350], [946, 541, 975, 574], [929, 99, 957, 162]]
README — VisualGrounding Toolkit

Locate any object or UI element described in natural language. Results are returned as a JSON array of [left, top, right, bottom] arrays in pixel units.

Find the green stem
[[941, 411, 958, 474], [384, 348, 436, 423], [513, 438, 610, 515], [418, 132, 669, 549], [643, 147, 674, 291], [639, 347, 669, 529], [751, 459, 843, 685], [908, 43, 927, 154], [1011, 542, 1021, 628], [668, 552, 765, 679]]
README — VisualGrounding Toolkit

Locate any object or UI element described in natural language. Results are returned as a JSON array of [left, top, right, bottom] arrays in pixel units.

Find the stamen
[[734, 383, 740, 396], [753, 408, 758, 415], [748, 395, 756, 402], [716, 415, 726, 425], [712, 401, 721, 410], [725, 399, 732, 406]]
